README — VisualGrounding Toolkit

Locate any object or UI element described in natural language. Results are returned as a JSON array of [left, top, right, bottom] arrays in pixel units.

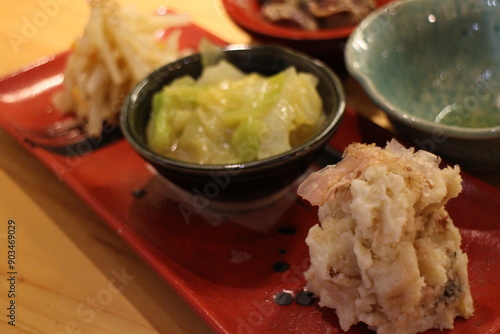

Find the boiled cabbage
[[146, 60, 324, 164]]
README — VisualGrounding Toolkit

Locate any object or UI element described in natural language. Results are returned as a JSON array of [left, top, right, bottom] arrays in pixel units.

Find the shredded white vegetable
[[53, 0, 192, 136]]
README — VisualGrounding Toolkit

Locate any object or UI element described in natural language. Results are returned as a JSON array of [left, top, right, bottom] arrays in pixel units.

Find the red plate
[[220, 0, 398, 74], [0, 24, 499, 334], [221, 0, 395, 41]]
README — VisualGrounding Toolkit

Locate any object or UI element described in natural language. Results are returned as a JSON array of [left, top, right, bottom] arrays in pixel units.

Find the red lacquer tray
[[0, 25, 499, 334]]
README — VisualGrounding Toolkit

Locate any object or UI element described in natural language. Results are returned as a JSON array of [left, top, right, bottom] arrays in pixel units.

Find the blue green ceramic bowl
[[345, 0, 500, 172]]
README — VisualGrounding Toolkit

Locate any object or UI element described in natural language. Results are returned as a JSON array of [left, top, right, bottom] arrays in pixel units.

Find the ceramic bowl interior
[[121, 45, 345, 202], [345, 0, 500, 171]]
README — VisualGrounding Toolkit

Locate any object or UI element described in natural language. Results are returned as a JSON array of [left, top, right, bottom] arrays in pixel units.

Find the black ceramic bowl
[[121, 44, 345, 202]]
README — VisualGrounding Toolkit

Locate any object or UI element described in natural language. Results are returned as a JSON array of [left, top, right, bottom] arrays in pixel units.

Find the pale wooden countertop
[[0, 1, 498, 333]]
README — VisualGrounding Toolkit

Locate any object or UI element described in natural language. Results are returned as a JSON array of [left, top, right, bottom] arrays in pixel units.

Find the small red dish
[[221, 0, 394, 71]]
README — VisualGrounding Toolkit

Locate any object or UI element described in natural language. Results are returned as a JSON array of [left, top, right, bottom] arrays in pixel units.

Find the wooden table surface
[[0, 1, 498, 334]]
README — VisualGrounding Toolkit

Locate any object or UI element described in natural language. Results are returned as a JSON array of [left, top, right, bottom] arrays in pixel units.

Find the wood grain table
[[0, 1, 498, 333]]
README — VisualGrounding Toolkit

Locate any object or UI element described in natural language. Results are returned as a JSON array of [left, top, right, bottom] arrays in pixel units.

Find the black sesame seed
[[132, 189, 146, 198], [277, 226, 296, 235], [272, 262, 289, 272], [24, 138, 37, 148], [295, 291, 316, 306], [278, 249, 287, 254], [274, 292, 293, 306]]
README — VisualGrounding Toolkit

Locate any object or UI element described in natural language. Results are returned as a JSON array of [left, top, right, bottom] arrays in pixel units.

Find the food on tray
[[261, 0, 375, 31], [53, 0, 191, 136], [147, 60, 325, 164], [297, 139, 474, 334]]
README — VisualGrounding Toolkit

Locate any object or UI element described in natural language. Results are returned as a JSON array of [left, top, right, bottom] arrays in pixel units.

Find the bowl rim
[[345, 0, 500, 139], [221, 0, 361, 41], [121, 44, 346, 172]]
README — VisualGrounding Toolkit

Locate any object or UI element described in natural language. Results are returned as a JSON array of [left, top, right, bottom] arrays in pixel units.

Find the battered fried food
[[298, 140, 474, 334]]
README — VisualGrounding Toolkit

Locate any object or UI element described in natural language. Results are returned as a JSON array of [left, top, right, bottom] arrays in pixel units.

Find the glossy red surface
[[0, 24, 499, 334], [221, 0, 396, 75], [221, 0, 395, 41]]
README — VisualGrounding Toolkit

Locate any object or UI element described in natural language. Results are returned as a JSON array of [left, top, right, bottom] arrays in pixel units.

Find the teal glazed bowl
[[121, 45, 345, 202], [345, 0, 500, 172]]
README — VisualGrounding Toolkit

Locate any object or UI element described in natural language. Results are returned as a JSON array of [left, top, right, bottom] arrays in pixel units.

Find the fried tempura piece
[[298, 139, 473, 334]]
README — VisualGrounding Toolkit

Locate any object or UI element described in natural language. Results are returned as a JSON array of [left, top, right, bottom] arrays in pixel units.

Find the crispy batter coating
[[298, 140, 473, 334]]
